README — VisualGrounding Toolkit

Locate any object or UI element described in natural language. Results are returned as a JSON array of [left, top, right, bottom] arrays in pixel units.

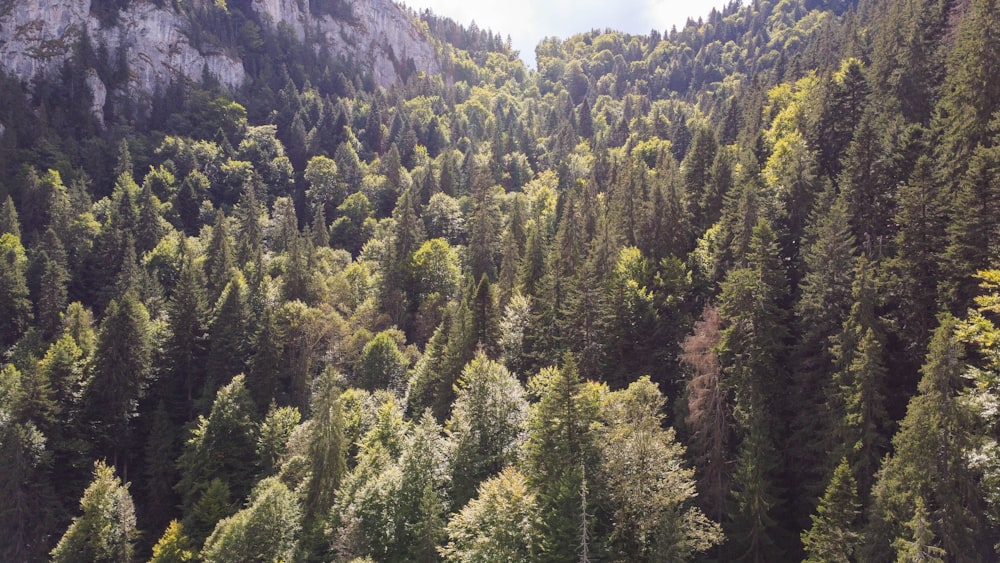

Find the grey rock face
[[0, 0, 439, 106]]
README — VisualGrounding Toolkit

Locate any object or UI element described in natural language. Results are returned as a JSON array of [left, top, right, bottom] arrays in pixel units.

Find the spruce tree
[[84, 288, 152, 477], [0, 232, 32, 347], [866, 315, 984, 561], [523, 354, 601, 562], [717, 219, 790, 561], [801, 458, 862, 563]]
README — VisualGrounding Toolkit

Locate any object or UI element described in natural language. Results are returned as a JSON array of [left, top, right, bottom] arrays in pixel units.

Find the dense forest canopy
[[2, 0, 1000, 560]]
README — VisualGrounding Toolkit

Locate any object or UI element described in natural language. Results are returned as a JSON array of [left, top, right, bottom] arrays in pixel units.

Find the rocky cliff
[[0, 0, 441, 122]]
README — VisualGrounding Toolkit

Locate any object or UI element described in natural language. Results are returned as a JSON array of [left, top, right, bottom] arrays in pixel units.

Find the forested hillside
[[1, 0, 1000, 560]]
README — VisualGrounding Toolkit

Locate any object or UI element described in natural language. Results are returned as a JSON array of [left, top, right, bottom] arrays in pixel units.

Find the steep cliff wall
[[0, 0, 244, 113], [250, 0, 441, 88], [0, 0, 440, 122]]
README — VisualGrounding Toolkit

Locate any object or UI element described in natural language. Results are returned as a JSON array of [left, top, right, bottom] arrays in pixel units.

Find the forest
[[1, 0, 999, 560]]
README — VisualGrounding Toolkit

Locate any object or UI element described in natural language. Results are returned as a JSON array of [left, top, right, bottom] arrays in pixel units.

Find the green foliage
[[51, 461, 137, 563], [177, 374, 259, 543], [801, 458, 862, 563], [599, 377, 723, 560], [0, 232, 32, 347], [354, 330, 409, 392], [441, 467, 543, 563], [149, 520, 197, 563], [201, 477, 301, 563], [866, 316, 986, 561], [84, 288, 152, 467], [7, 0, 1000, 558], [446, 352, 528, 509]]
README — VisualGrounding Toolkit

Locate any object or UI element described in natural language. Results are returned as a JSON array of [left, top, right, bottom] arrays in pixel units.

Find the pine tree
[[84, 288, 153, 477], [523, 354, 601, 562], [939, 144, 1000, 311], [381, 189, 425, 332], [893, 497, 946, 563], [177, 375, 259, 544], [681, 124, 718, 231], [801, 458, 862, 563], [790, 188, 856, 510], [932, 0, 1000, 185], [0, 195, 20, 238], [891, 155, 947, 359], [143, 402, 181, 537], [233, 185, 265, 282], [204, 210, 235, 301], [204, 273, 251, 403], [816, 58, 869, 181], [304, 368, 347, 524], [717, 219, 790, 562], [0, 365, 59, 562], [0, 232, 32, 347], [866, 315, 984, 561], [165, 240, 208, 415], [36, 228, 70, 341]]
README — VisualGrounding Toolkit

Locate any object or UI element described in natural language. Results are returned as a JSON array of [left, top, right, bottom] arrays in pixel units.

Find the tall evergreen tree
[[523, 354, 601, 562], [801, 458, 862, 563], [0, 232, 32, 347], [84, 288, 153, 477], [866, 315, 985, 561], [717, 219, 790, 561]]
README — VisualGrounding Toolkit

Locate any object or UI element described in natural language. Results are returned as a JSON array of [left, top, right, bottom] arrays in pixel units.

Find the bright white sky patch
[[400, 0, 734, 66]]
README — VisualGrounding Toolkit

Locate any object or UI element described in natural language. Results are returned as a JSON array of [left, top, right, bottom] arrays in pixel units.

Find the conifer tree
[[829, 257, 889, 497], [866, 315, 984, 561], [717, 219, 789, 562], [0, 232, 32, 347], [939, 144, 1000, 311], [204, 273, 251, 401], [177, 375, 259, 544], [891, 155, 947, 358], [36, 228, 70, 341], [893, 497, 946, 563], [381, 189, 425, 331], [790, 187, 855, 507], [233, 185, 265, 283], [932, 0, 1000, 185], [84, 287, 152, 476], [0, 194, 20, 238], [681, 124, 718, 231], [204, 210, 235, 301], [801, 458, 862, 563], [523, 354, 601, 562], [681, 305, 731, 524], [304, 368, 347, 524]]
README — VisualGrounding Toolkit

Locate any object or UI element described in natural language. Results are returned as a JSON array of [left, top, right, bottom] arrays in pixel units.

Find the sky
[[400, 0, 735, 66]]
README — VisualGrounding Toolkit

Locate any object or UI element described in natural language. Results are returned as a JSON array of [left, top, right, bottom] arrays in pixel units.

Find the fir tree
[[801, 458, 862, 563]]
